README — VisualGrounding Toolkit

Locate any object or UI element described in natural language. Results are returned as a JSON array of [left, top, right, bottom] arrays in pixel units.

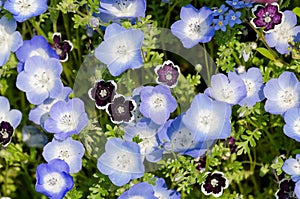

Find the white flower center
[[211, 179, 219, 187], [139, 136, 157, 155], [149, 94, 167, 110], [0, 26, 10, 50], [99, 89, 107, 98], [116, 44, 128, 55], [32, 71, 51, 90], [231, 16, 236, 21], [263, 12, 273, 23], [57, 113, 77, 132], [114, 153, 132, 172], [165, 72, 173, 81], [221, 87, 234, 100], [14, 0, 38, 14], [114, 0, 131, 11], [243, 79, 256, 97], [43, 172, 66, 194], [58, 149, 70, 160], [171, 128, 195, 150], [0, 129, 9, 139], [196, 110, 218, 133], [278, 88, 298, 109], [117, 106, 125, 114]]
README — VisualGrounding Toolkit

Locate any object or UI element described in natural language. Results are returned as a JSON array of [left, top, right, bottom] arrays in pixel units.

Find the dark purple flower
[[154, 60, 180, 88], [251, 3, 283, 33], [226, 137, 237, 153], [106, 95, 136, 124], [196, 156, 206, 172], [201, 171, 229, 197], [275, 179, 297, 199], [88, 80, 117, 110], [0, 121, 14, 147], [51, 33, 73, 62]]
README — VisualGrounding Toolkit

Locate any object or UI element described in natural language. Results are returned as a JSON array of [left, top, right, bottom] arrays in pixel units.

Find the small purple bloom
[[154, 60, 180, 88], [35, 159, 74, 199], [51, 33, 73, 62], [4, 0, 48, 22], [282, 154, 300, 182], [0, 121, 14, 147], [265, 10, 300, 54], [97, 138, 145, 186], [88, 80, 117, 110], [140, 85, 177, 125], [263, 72, 300, 115], [118, 182, 156, 199], [213, 15, 228, 32], [44, 98, 89, 140], [42, 137, 85, 173], [201, 171, 229, 198], [226, 10, 242, 27], [204, 73, 247, 105], [275, 178, 296, 199], [16, 56, 64, 105], [171, 4, 215, 48], [251, 3, 283, 33], [95, 23, 144, 76], [283, 108, 300, 142], [106, 94, 136, 124], [22, 125, 48, 148]]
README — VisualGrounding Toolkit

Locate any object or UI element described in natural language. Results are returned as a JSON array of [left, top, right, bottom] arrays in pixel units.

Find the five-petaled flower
[[275, 178, 297, 199], [282, 153, 300, 182], [201, 171, 229, 198], [0, 121, 14, 147], [51, 33, 73, 62], [88, 80, 117, 110], [154, 60, 180, 88]]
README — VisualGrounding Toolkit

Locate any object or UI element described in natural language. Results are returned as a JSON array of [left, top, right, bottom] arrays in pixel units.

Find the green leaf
[[293, 7, 300, 18], [256, 47, 276, 61]]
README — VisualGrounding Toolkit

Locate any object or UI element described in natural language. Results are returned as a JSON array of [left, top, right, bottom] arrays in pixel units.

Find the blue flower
[[97, 138, 145, 186], [171, 4, 215, 48], [29, 87, 72, 126], [213, 15, 228, 32], [204, 73, 247, 105], [125, 119, 163, 163], [263, 72, 300, 115], [226, 0, 252, 9], [4, 0, 48, 22], [160, 114, 214, 158], [22, 125, 48, 148], [265, 11, 300, 54], [42, 137, 85, 173], [16, 35, 59, 73], [0, 16, 22, 67], [213, 4, 229, 17], [118, 182, 156, 199], [282, 154, 300, 182], [152, 177, 181, 199], [99, 0, 146, 23], [283, 108, 300, 142], [139, 85, 177, 125], [228, 67, 265, 107], [182, 94, 232, 142], [95, 23, 144, 76], [44, 98, 89, 140], [226, 10, 242, 27], [0, 96, 22, 129], [16, 56, 63, 105], [35, 159, 74, 199]]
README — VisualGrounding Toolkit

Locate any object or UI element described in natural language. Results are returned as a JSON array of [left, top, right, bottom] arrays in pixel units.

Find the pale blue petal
[[27, 90, 48, 105], [278, 72, 298, 89], [263, 79, 281, 100], [6, 109, 22, 128], [109, 172, 131, 186]]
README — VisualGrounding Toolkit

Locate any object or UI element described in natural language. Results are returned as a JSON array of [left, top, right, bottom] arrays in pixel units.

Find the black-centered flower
[[106, 95, 136, 124], [0, 121, 14, 147], [51, 33, 73, 62], [275, 179, 297, 199], [88, 80, 117, 110], [154, 60, 180, 88], [201, 171, 229, 198]]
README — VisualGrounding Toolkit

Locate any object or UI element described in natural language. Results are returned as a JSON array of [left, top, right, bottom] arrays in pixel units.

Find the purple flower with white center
[[88, 80, 117, 110], [263, 72, 300, 115], [99, 0, 146, 23], [140, 85, 177, 125], [275, 178, 296, 199], [204, 73, 247, 105], [265, 11, 300, 54], [42, 137, 85, 173], [251, 3, 283, 33], [0, 16, 22, 67], [226, 10, 242, 27], [35, 159, 74, 199], [16, 35, 58, 73], [213, 4, 229, 17], [171, 4, 215, 48], [29, 87, 72, 126], [213, 15, 228, 32], [152, 177, 181, 199], [4, 0, 48, 23], [228, 67, 265, 107], [182, 94, 232, 142], [154, 60, 180, 88], [0, 96, 22, 129], [125, 120, 162, 162], [201, 171, 229, 198], [106, 94, 136, 124], [22, 125, 48, 148], [44, 98, 89, 140], [282, 154, 300, 182], [161, 114, 213, 158], [16, 56, 64, 105], [118, 182, 156, 199], [95, 23, 144, 76], [283, 108, 300, 142], [51, 33, 73, 62], [0, 121, 14, 147], [97, 138, 145, 186]]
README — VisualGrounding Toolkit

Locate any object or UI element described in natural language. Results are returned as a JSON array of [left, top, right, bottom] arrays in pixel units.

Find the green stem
[[29, 19, 47, 38]]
